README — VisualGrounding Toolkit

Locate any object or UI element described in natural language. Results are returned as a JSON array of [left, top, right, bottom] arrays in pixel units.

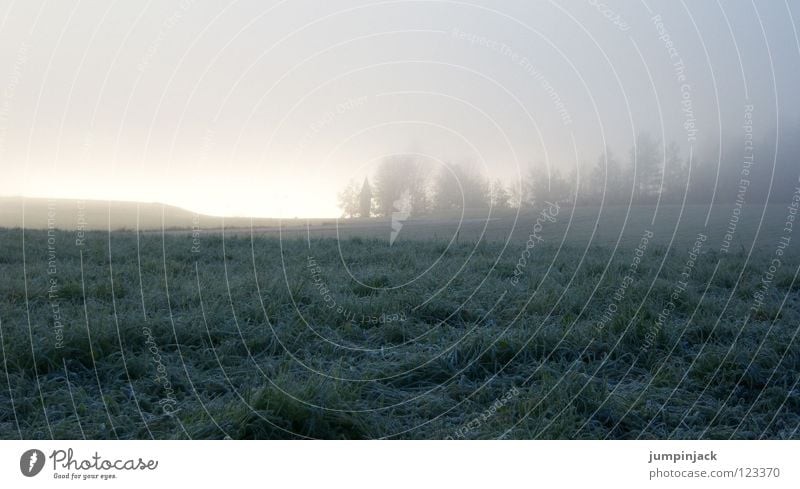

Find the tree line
[[338, 127, 800, 218]]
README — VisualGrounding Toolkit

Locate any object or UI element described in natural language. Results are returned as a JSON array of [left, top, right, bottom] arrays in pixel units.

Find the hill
[[0, 197, 293, 231]]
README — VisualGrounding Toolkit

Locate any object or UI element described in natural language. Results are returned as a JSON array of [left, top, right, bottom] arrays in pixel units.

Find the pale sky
[[1, 0, 798, 217]]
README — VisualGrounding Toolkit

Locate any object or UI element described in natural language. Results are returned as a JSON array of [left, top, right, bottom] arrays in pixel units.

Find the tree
[[433, 161, 489, 211], [373, 155, 430, 217], [562, 168, 578, 205], [589, 149, 630, 205], [686, 147, 717, 206], [574, 159, 597, 206], [526, 164, 572, 205], [358, 178, 373, 218], [630, 132, 661, 203], [508, 180, 525, 209], [336, 179, 359, 218], [663, 141, 687, 203], [489, 179, 511, 209]]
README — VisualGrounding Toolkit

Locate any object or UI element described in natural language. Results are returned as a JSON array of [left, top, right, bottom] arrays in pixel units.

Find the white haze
[[0, 0, 798, 217]]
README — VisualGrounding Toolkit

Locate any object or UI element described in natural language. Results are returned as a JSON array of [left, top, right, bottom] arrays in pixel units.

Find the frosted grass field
[[1, 202, 798, 439]]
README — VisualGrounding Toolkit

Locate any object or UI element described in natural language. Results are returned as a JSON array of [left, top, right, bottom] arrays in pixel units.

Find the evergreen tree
[[630, 132, 661, 203], [663, 141, 687, 203], [358, 178, 372, 218]]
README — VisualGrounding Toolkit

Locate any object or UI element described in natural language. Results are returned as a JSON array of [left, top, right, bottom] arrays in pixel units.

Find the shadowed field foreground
[[0, 219, 798, 439]]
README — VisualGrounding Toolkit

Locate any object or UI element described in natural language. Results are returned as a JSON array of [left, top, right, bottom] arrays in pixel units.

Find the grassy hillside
[[0, 197, 302, 231], [0, 210, 798, 439]]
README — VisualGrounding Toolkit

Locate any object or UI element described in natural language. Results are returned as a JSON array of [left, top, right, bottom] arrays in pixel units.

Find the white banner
[[0, 441, 797, 488]]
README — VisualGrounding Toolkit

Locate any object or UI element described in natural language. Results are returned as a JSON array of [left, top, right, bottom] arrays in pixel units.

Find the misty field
[[1, 206, 799, 439]]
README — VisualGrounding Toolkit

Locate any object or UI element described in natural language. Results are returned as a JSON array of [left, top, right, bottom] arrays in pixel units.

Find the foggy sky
[[0, 0, 798, 217]]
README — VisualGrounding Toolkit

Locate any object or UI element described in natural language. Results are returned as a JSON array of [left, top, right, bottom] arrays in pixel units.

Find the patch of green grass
[[0, 227, 798, 439]]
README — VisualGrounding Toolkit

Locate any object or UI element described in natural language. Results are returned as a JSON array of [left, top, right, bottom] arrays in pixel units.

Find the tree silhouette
[[663, 141, 687, 203], [433, 162, 489, 211], [373, 156, 429, 217], [526, 164, 572, 205], [358, 178, 372, 218], [589, 149, 629, 205], [489, 179, 511, 209], [630, 132, 661, 203], [336, 179, 359, 218]]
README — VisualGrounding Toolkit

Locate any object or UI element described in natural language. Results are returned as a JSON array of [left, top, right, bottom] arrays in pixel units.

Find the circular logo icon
[[20, 449, 45, 477]]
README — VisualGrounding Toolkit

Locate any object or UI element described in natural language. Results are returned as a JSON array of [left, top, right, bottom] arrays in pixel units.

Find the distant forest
[[338, 126, 800, 218]]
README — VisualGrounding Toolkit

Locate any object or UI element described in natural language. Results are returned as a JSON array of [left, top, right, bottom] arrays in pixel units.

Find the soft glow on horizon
[[1, 1, 797, 217]]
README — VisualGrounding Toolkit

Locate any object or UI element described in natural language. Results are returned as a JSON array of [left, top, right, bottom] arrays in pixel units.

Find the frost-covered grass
[[0, 227, 798, 439]]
